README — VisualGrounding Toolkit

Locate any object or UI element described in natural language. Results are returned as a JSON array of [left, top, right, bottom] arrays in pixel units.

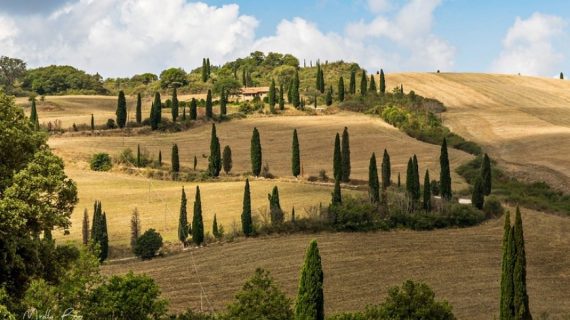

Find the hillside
[[384, 73, 570, 191]]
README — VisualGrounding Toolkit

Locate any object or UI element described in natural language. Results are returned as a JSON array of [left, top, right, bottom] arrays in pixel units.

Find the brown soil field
[[384, 73, 570, 191], [102, 208, 570, 319]]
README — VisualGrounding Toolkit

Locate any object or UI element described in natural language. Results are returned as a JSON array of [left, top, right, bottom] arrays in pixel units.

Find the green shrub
[[90, 153, 112, 171], [329, 196, 383, 231], [105, 118, 116, 129], [134, 228, 163, 260], [483, 196, 504, 217]]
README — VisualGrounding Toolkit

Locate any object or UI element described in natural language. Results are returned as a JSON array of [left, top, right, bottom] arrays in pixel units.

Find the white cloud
[[367, 0, 392, 13], [492, 12, 567, 76]]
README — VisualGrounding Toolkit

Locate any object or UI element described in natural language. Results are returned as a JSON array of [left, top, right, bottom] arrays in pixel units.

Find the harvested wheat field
[[385, 73, 570, 191], [103, 208, 570, 319], [49, 112, 472, 188]]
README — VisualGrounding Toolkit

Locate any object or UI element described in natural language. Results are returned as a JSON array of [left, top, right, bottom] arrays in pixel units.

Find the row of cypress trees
[[201, 58, 211, 82], [332, 127, 351, 182], [177, 185, 205, 246], [90, 200, 109, 262]]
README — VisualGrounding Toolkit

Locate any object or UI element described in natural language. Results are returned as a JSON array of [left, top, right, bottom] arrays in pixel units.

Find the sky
[[0, 0, 568, 78]]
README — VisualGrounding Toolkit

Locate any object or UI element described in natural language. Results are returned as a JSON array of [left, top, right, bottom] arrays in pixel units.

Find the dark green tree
[[158, 150, 162, 167], [241, 179, 253, 236], [116, 90, 127, 128], [406, 158, 415, 204], [30, 98, 40, 129], [412, 155, 420, 201], [208, 123, 221, 177], [192, 186, 204, 246], [268, 186, 284, 225], [100, 213, 108, 262], [381, 149, 391, 189], [338, 76, 345, 102], [242, 68, 247, 87], [171, 87, 179, 122], [134, 229, 163, 260], [292, 129, 301, 177], [295, 240, 324, 320], [279, 83, 285, 110], [379, 69, 386, 94], [222, 145, 233, 174], [292, 71, 300, 108], [201, 58, 208, 82], [481, 153, 492, 196], [513, 207, 531, 319], [151, 92, 161, 130], [349, 70, 356, 94], [206, 58, 211, 79], [560, 72, 564, 80], [397, 173, 401, 188], [287, 79, 293, 103], [472, 176, 485, 210], [331, 178, 342, 206], [423, 170, 432, 211], [193, 155, 197, 171], [341, 127, 351, 182], [269, 79, 276, 110], [319, 68, 325, 93], [333, 133, 342, 181], [135, 93, 142, 124], [171, 144, 180, 173], [190, 98, 197, 120], [205, 89, 213, 119], [500, 212, 515, 320], [360, 71, 367, 96], [368, 153, 380, 204], [91, 113, 94, 131], [325, 86, 333, 106], [178, 187, 188, 246], [220, 87, 227, 116], [369, 74, 377, 93], [212, 214, 221, 239], [440, 138, 452, 200], [250, 127, 262, 176]]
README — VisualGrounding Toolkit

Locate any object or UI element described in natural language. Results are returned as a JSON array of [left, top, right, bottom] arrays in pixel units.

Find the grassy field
[[384, 73, 570, 191], [102, 208, 570, 319]]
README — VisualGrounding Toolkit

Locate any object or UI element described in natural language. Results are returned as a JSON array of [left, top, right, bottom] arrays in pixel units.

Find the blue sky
[[0, 0, 568, 77]]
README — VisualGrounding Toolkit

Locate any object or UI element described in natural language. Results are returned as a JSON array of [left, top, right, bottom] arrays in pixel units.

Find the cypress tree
[[212, 214, 220, 239], [136, 93, 142, 124], [333, 133, 342, 181], [338, 76, 345, 102], [208, 123, 221, 177], [220, 87, 227, 116], [242, 68, 247, 86], [178, 187, 188, 246], [381, 149, 391, 189], [440, 138, 452, 200], [190, 98, 197, 120], [192, 186, 204, 246], [241, 179, 253, 236], [158, 150, 162, 167], [250, 127, 262, 176], [368, 153, 380, 204], [472, 176, 485, 210], [423, 170, 431, 211], [288, 79, 293, 104], [206, 89, 213, 119], [136, 144, 141, 167], [116, 90, 127, 128], [349, 70, 356, 94], [268, 186, 283, 225], [206, 58, 211, 79], [279, 83, 285, 110], [560, 72, 564, 80], [313, 93, 317, 109], [513, 207, 532, 319], [360, 71, 367, 96], [171, 87, 179, 122], [292, 129, 301, 177], [269, 79, 276, 109], [295, 240, 324, 320], [319, 69, 325, 93], [369, 74, 377, 93], [91, 201, 101, 241], [171, 143, 180, 173], [91, 114, 94, 131], [316, 64, 321, 91], [202, 58, 208, 82], [331, 179, 342, 206], [292, 71, 300, 108], [406, 157, 415, 202], [500, 212, 515, 320], [481, 153, 492, 196], [100, 212, 108, 262], [82, 208, 89, 245], [412, 154, 420, 201], [30, 98, 40, 129], [397, 173, 401, 188], [130, 208, 141, 252], [291, 207, 296, 223], [325, 86, 333, 106], [151, 92, 161, 130], [194, 155, 198, 171], [379, 69, 386, 94], [222, 145, 233, 174], [341, 127, 351, 182]]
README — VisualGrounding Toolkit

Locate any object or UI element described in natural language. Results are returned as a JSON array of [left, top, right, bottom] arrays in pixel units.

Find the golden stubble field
[[102, 209, 570, 319], [384, 73, 570, 191]]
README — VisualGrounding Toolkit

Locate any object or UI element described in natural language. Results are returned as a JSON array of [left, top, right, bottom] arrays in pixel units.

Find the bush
[[388, 203, 485, 230], [90, 153, 112, 171], [483, 196, 504, 217], [105, 118, 116, 129], [134, 228, 163, 260], [329, 196, 383, 231]]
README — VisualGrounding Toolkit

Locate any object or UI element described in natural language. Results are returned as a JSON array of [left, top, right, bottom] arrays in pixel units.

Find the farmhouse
[[239, 86, 270, 101]]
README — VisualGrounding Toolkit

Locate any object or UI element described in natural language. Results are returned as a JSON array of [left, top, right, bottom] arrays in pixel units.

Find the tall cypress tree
[[192, 186, 204, 246], [316, 64, 321, 91], [423, 170, 431, 211], [295, 240, 324, 320], [331, 178, 342, 206], [91, 201, 101, 241], [292, 129, 301, 177], [279, 83, 285, 110], [158, 150, 162, 167], [151, 92, 161, 130], [223, 145, 232, 174], [136, 93, 142, 124], [406, 157, 415, 203], [472, 177, 485, 210], [30, 98, 40, 129], [190, 98, 197, 120], [220, 87, 227, 116], [381, 149, 391, 189], [379, 69, 386, 94], [82, 209, 89, 245], [500, 212, 515, 320], [338, 76, 345, 102], [250, 127, 262, 176], [171, 143, 180, 173], [206, 58, 211, 79], [178, 187, 188, 246], [208, 123, 221, 177], [268, 186, 283, 225], [206, 89, 213, 119], [319, 69, 325, 93], [241, 179, 253, 236], [269, 79, 276, 110], [288, 79, 293, 104], [349, 70, 356, 94], [116, 90, 127, 128], [369, 74, 377, 93], [368, 153, 380, 204], [341, 127, 351, 182], [560, 72, 564, 80], [90, 114, 94, 131], [171, 87, 179, 122], [333, 133, 342, 181], [360, 71, 367, 96], [292, 71, 300, 108], [242, 69, 247, 87], [397, 172, 401, 188], [481, 153, 492, 196], [325, 86, 333, 106], [100, 212, 108, 262], [440, 138, 452, 200], [212, 214, 221, 239], [513, 207, 531, 319], [201, 58, 208, 82], [412, 154, 420, 201]]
